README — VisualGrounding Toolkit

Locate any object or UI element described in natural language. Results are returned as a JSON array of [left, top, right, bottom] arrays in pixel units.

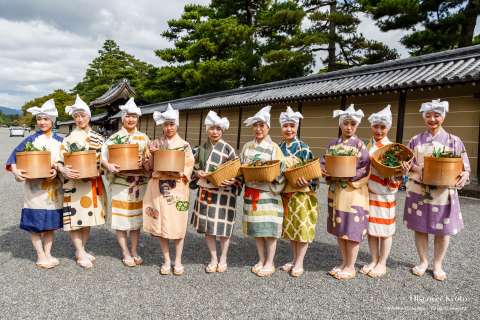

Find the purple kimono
[[321, 136, 371, 242], [403, 128, 470, 235]]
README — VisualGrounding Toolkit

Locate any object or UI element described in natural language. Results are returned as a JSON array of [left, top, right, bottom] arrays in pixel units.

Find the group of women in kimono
[[6, 95, 470, 281]]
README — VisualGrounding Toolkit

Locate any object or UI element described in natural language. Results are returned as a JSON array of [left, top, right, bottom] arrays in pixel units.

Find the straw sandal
[[251, 263, 263, 275], [290, 267, 304, 278], [48, 257, 60, 267], [133, 256, 144, 265], [122, 257, 136, 267], [173, 265, 185, 276], [367, 269, 387, 278], [359, 264, 375, 275], [216, 263, 228, 273], [76, 258, 93, 269], [205, 263, 218, 273], [35, 261, 55, 269], [433, 270, 447, 281], [281, 262, 294, 272], [257, 267, 276, 277], [411, 265, 427, 277], [159, 263, 171, 275], [334, 270, 356, 280], [328, 266, 342, 276]]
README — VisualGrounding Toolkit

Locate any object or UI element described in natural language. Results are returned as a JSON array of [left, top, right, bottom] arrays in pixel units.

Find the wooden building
[[58, 45, 480, 181]]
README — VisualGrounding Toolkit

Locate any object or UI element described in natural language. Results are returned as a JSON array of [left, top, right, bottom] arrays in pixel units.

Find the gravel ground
[[0, 128, 478, 320]]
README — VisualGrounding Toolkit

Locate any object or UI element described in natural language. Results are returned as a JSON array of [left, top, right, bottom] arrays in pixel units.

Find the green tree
[[303, 0, 399, 71], [360, 0, 480, 55], [74, 39, 152, 103]]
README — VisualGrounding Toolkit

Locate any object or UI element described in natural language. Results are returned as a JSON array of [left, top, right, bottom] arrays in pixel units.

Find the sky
[[0, 0, 409, 109]]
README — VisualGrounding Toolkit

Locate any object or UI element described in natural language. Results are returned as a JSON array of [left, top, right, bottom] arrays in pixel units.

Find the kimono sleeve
[[5, 134, 37, 171]]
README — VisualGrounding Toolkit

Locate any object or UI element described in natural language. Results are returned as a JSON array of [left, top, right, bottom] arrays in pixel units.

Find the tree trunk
[[328, 1, 337, 71], [459, 0, 480, 47]]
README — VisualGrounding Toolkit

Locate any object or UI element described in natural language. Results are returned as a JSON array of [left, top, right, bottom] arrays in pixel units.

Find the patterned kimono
[[191, 139, 240, 237], [240, 136, 286, 238], [143, 134, 194, 239], [279, 137, 318, 243], [101, 127, 150, 231], [367, 136, 400, 237], [59, 127, 106, 231], [6, 131, 64, 233], [403, 128, 470, 235], [321, 136, 370, 243]]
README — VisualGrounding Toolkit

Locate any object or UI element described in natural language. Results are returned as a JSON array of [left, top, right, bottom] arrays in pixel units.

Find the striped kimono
[[367, 136, 400, 237], [321, 136, 370, 243], [59, 127, 106, 231], [6, 131, 64, 233], [279, 137, 318, 243], [240, 136, 286, 238], [143, 134, 195, 239], [191, 139, 240, 237], [101, 127, 150, 231], [403, 128, 470, 235]]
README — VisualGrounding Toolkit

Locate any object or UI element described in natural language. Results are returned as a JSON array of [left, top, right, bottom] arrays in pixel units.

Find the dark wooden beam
[[198, 110, 203, 147], [185, 110, 189, 138], [396, 90, 407, 143], [237, 107, 243, 150], [297, 101, 303, 138]]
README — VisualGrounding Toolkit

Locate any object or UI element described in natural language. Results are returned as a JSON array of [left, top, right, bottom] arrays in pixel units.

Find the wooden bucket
[[206, 158, 241, 187], [64, 150, 98, 179], [15, 151, 51, 179], [324, 155, 357, 178], [423, 156, 463, 187], [284, 158, 322, 185], [108, 144, 140, 171], [372, 143, 413, 177], [153, 150, 185, 173], [241, 160, 281, 183]]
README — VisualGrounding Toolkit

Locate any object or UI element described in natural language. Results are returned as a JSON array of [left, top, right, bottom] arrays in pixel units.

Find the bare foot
[[368, 264, 387, 278], [360, 261, 377, 275]]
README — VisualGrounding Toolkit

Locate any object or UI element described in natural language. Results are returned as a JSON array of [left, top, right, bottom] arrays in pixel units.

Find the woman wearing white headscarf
[[57, 95, 106, 269], [5, 99, 63, 269], [143, 104, 194, 276], [278, 106, 319, 277], [320, 104, 371, 280], [101, 97, 150, 267], [402, 99, 470, 281], [360, 105, 409, 278], [191, 110, 240, 273], [240, 105, 286, 277]]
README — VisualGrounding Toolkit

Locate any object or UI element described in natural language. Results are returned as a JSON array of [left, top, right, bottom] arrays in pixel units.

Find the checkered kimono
[[191, 139, 240, 237]]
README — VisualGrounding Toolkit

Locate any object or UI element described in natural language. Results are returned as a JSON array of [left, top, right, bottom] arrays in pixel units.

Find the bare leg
[[205, 234, 218, 266], [130, 230, 140, 257], [263, 237, 277, 269], [218, 236, 230, 266], [70, 230, 89, 263], [255, 237, 266, 267], [362, 235, 379, 273], [293, 242, 308, 270], [370, 236, 392, 275], [116, 230, 132, 259], [31, 232, 48, 264], [174, 238, 185, 268], [42, 231, 55, 259], [413, 231, 429, 272], [337, 238, 347, 270], [433, 235, 450, 277], [158, 237, 171, 266], [81, 227, 90, 245], [343, 240, 360, 274]]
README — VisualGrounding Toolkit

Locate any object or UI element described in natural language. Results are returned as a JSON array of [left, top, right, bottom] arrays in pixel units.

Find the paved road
[[0, 128, 478, 319]]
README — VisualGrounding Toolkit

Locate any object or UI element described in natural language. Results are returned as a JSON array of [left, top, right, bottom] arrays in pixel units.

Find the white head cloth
[[153, 103, 179, 126], [419, 99, 449, 118], [244, 105, 272, 127], [279, 106, 303, 126], [26, 98, 58, 122], [368, 104, 392, 128], [65, 94, 91, 118], [333, 104, 364, 124], [120, 97, 142, 120], [204, 110, 229, 131]]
